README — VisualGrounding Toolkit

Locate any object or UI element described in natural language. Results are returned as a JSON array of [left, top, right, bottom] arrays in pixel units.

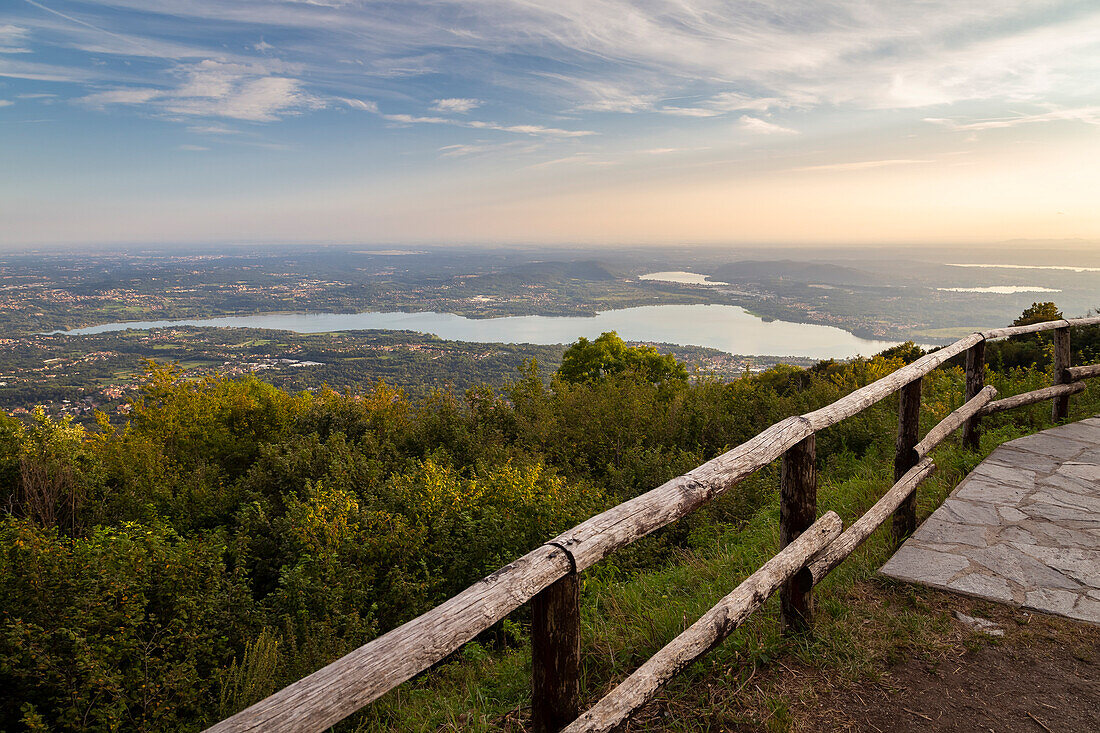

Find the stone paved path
[[881, 416, 1100, 624]]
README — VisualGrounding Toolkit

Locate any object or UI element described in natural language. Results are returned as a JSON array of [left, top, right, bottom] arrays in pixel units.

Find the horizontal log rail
[[208, 317, 1100, 733], [1066, 363, 1100, 382], [978, 382, 1086, 417]]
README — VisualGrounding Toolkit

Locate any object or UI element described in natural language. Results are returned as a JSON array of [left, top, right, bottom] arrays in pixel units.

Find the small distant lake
[[938, 286, 1062, 294], [56, 304, 908, 359], [946, 263, 1100, 273], [639, 271, 729, 286]]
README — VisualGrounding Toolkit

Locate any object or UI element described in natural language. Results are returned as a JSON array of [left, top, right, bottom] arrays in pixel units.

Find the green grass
[[346, 381, 1100, 731]]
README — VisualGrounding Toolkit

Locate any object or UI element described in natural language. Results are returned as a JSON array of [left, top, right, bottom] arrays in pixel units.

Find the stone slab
[[882, 418, 1100, 625]]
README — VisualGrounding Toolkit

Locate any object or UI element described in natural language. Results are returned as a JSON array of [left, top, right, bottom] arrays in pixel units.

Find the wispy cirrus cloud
[[338, 97, 379, 113], [338, 96, 595, 137], [12, 1, 1100, 136], [925, 106, 1100, 131], [738, 116, 797, 135], [791, 159, 933, 172], [437, 140, 540, 158], [0, 24, 32, 53], [386, 112, 595, 137], [661, 91, 793, 118]]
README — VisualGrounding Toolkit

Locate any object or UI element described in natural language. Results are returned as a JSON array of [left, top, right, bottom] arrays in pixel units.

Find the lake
[[938, 286, 1061, 294], [946, 263, 1100, 273], [639, 271, 729, 286], [58, 304, 907, 359]]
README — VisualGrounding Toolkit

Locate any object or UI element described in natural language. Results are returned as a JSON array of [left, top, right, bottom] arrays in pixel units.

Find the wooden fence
[[208, 316, 1100, 733]]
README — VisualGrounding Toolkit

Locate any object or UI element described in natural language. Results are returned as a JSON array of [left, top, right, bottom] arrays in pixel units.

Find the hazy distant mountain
[[712, 260, 880, 287], [464, 260, 619, 287]]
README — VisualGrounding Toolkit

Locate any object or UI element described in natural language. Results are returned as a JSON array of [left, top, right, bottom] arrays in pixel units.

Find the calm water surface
[[61, 304, 906, 359], [639, 271, 729, 286], [946, 263, 1100, 273], [938, 286, 1061, 294]]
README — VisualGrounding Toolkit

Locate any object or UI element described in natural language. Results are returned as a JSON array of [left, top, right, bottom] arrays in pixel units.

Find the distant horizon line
[[5, 237, 1100, 255]]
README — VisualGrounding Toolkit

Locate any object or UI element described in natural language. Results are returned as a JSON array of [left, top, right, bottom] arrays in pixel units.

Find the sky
[[2, 0, 1100, 248]]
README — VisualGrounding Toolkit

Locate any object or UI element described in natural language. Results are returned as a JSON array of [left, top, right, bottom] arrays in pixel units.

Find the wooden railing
[[208, 316, 1100, 733]]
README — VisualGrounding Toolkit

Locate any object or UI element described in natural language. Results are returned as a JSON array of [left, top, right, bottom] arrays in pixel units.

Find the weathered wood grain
[[780, 434, 817, 632], [914, 385, 997, 459], [561, 512, 843, 733], [977, 382, 1086, 416], [981, 320, 1071, 340], [1067, 363, 1100, 381], [892, 378, 922, 543], [548, 416, 814, 572], [1052, 327, 1071, 421], [963, 341, 986, 451], [808, 459, 936, 584], [205, 544, 572, 733], [532, 573, 582, 733], [800, 334, 982, 432]]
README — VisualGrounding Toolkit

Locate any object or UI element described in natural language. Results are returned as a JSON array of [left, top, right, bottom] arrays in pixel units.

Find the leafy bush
[[3, 314, 1099, 730]]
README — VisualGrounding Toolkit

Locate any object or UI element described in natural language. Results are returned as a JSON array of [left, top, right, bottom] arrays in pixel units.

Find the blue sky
[[3, 1, 1100, 248]]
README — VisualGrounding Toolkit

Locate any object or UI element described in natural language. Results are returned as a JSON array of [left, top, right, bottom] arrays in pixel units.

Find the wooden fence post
[[962, 341, 985, 450], [892, 378, 922, 544], [780, 433, 816, 632], [1052, 327, 1071, 422], [532, 571, 581, 733]]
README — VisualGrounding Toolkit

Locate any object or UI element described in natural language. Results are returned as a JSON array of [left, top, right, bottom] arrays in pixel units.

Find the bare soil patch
[[798, 593, 1100, 733]]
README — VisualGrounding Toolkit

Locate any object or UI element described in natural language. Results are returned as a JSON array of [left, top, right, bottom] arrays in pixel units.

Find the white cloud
[[791, 159, 933, 172], [738, 116, 797, 135], [77, 88, 161, 107], [0, 24, 31, 53], [925, 106, 1100, 131], [438, 143, 490, 157], [9, 0, 1100, 151], [437, 140, 538, 157], [178, 144, 209, 151], [525, 154, 614, 169], [164, 74, 320, 120], [660, 106, 721, 118], [340, 97, 379, 113], [0, 58, 104, 83], [188, 124, 239, 135], [536, 74, 656, 113], [377, 107, 595, 137], [25, 1, 1100, 118], [72, 60, 322, 122], [0, 100, 13, 107], [383, 112, 451, 125], [431, 97, 480, 113]]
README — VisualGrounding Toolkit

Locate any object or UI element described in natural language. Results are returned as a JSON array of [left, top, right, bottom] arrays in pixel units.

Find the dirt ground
[[798, 598, 1100, 733], [496, 586, 1100, 733]]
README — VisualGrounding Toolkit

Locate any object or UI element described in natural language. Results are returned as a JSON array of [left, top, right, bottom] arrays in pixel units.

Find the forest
[[2, 305, 1098, 731]]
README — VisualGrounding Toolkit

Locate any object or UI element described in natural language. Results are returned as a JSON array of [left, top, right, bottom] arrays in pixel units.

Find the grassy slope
[[347, 376, 1100, 732]]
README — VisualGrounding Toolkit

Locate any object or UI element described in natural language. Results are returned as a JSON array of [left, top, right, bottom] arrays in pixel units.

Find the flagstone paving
[[881, 416, 1100, 624]]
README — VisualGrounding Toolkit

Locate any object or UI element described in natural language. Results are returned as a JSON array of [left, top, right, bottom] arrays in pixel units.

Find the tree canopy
[[556, 331, 689, 384], [1013, 301, 1063, 326]]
